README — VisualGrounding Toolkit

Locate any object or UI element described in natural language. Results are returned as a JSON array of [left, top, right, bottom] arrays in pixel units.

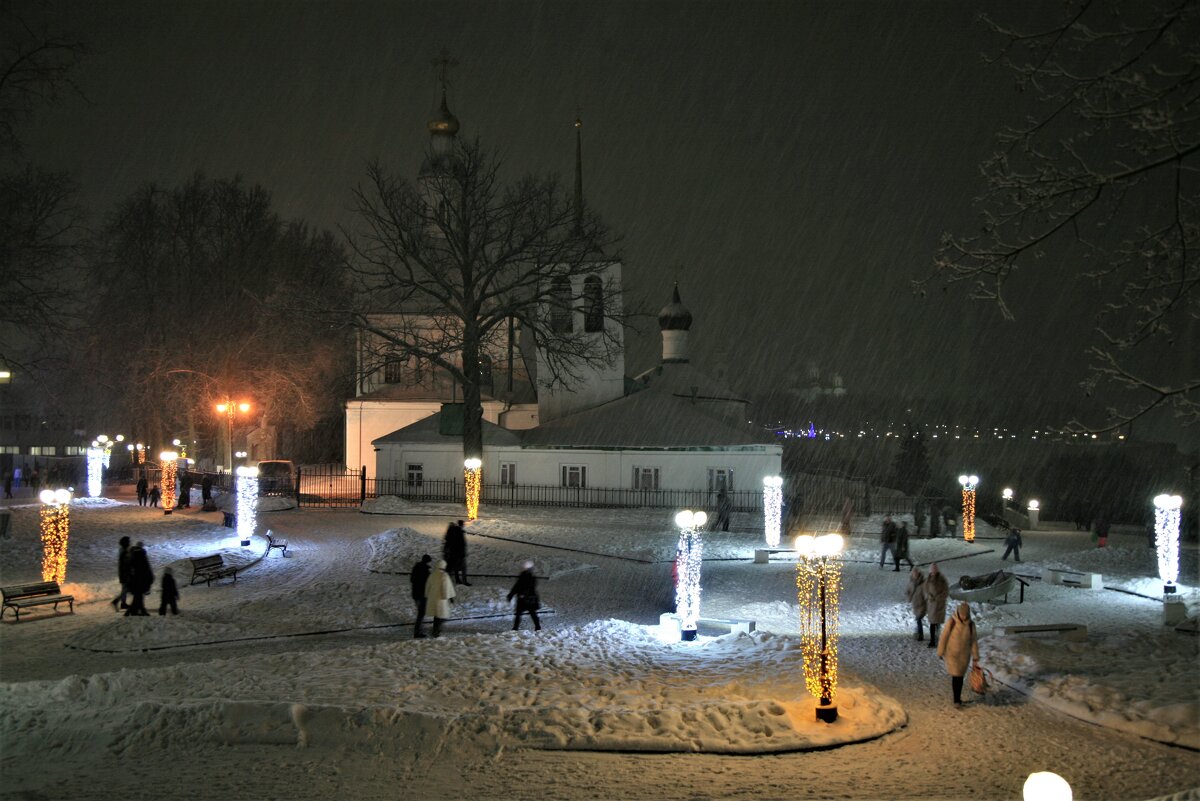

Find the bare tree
[[920, 0, 1200, 433], [345, 137, 624, 462]]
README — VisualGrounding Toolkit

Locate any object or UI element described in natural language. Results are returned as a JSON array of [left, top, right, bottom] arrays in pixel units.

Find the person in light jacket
[[424, 558, 456, 638], [905, 567, 927, 641], [937, 601, 980, 706], [923, 562, 949, 647]]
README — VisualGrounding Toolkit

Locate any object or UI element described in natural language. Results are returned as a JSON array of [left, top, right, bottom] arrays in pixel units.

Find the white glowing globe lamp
[[693, 511, 707, 529], [160, 450, 178, 462], [1002, 488, 1014, 500], [1028, 499, 1040, 511], [1023, 771, 1072, 801], [815, 533, 845, 557], [54, 488, 71, 505], [958, 474, 968, 486], [795, 534, 816, 556], [464, 457, 482, 470], [115, 434, 124, 442], [1154, 494, 1183, 511], [39, 489, 56, 505], [969, 474, 979, 486]]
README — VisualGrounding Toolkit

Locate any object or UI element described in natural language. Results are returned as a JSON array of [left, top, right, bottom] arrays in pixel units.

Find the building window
[[63, 446, 86, 456], [406, 463, 424, 486], [383, 360, 404, 384], [0, 446, 18, 454], [583, 275, 604, 332], [632, 466, 660, 490], [550, 276, 573, 333], [707, 467, 733, 492], [29, 446, 56, 456], [500, 461, 517, 485], [561, 464, 587, 488]]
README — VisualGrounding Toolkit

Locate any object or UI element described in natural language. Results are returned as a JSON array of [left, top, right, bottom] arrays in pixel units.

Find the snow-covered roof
[[372, 410, 522, 447], [630, 360, 748, 405]]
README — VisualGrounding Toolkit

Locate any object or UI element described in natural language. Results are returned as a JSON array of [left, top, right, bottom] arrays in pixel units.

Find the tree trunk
[[460, 334, 484, 466]]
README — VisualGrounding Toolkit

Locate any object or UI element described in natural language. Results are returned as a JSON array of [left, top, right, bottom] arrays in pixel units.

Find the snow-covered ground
[[1, 487, 1197, 800]]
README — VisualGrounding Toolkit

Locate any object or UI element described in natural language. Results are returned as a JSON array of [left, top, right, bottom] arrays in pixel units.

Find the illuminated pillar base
[[163, 509, 172, 516], [681, 628, 697, 642], [816, 701, 838, 723]]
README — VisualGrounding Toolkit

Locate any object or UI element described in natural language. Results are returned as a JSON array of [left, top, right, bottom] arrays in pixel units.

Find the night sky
[[24, 1, 1168, 437]]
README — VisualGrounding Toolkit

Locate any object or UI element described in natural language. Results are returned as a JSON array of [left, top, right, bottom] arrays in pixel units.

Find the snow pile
[[360, 495, 459, 515], [5, 620, 906, 756], [365, 526, 595, 579]]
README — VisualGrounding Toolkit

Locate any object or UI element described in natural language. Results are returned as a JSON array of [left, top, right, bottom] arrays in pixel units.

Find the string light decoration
[[160, 451, 179, 514], [763, 476, 783, 548], [86, 447, 104, 498], [236, 466, 260, 546], [38, 488, 72, 584], [795, 532, 844, 722], [958, 474, 979, 542], [1153, 494, 1183, 595], [134, 444, 146, 464], [675, 509, 708, 641], [464, 458, 482, 521]]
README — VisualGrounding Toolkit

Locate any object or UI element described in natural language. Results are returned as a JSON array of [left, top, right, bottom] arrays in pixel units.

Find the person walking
[[3, 472, 11, 499], [424, 559, 456, 638], [894, 522, 915, 571], [443, 520, 470, 585], [136, 475, 149, 506], [839, 497, 854, 536], [110, 536, 132, 611], [201, 474, 213, 505], [507, 560, 542, 632], [924, 562, 949, 648], [411, 554, 432, 638], [12, 464, 22, 489], [125, 541, 153, 616], [715, 490, 733, 532], [879, 515, 898, 568], [148, 485, 161, 508], [158, 567, 180, 615], [937, 601, 981, 706], [905, 567, 928, 641], [179, 472, 192, 508], [1001, 528, 1023, 562]]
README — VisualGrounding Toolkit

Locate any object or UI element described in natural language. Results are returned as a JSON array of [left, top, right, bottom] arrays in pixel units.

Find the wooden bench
[[993, 623, 1088, 642], [754, 548, 794, 563], [698, 616, 757, 634], [189, 554, 239, 586], [1, 581, 75, 622], [1043, 568, 1102, 589], [265, 529, 288, 557]]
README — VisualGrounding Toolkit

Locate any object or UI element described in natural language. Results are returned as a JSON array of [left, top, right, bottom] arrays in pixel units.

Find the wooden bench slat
[[1, 581, 75, 622]]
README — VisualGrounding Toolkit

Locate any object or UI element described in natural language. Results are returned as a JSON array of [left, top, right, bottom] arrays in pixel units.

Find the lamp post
[[215, 400, 251, 472], [958, 474, 979, 542], [1153, 494, 1183, 596], [674, 509, 708, 641], [236, 466, 260, 547], [1027, 499, 1040, 530], [86, 445, 104, 498], [464, 458, 482, 520], [159, 451, 179, 514], [796, 532, 844, 722], [763, 476, 783, 548], [38, 488, 72, 583]]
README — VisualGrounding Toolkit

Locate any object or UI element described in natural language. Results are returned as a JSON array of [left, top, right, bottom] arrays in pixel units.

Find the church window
[[500, 461, 517, 485], [383, 359, 404, 384], [406, 463, 424, 487], [550, 277, 573, 333], [707, 467, 733, 493], [583, 275, 604, 332], [561, 464, 587, 488], [632, 466, 660, 490]]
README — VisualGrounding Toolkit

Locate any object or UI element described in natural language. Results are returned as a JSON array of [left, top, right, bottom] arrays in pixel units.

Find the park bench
[[753, 548, 793, 564], [1, 581, 75, 622], [1043, 567, 1102, 589], [698, 616, 757, 634], [265, 529, 288, 557], [189, 554, 239, 586], [993, 623, 1088, 642]]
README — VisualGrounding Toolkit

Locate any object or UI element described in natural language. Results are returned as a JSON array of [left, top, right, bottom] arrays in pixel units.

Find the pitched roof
[[372, 411, 522, 447]]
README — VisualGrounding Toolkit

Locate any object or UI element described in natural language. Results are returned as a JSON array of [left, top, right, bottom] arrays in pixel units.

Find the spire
[[573, 116, 584, 236], [658, 282, 693, 364]]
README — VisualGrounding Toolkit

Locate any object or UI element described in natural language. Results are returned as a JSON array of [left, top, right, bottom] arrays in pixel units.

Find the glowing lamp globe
[[160, 450, 178, 462], [958, 475, 969, 486], [54, 488, 71, 504], [815, 533, 845, 556], [464, 458, 482, 469], [115, 434, 124, 442], [39, 489, 56, 505], [795, 534, 815, 555], [1003, 488, 1014, 500], [1023, 771, 1072, 801], [1028, 500, 1040, 511]]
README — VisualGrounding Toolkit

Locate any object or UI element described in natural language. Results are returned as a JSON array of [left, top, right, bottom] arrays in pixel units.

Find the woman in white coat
[[425, 559, 456, 638], [936, 601, 980, 706]]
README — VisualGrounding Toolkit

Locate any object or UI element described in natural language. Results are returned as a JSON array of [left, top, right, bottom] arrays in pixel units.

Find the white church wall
[[347, 400, 442, 477]]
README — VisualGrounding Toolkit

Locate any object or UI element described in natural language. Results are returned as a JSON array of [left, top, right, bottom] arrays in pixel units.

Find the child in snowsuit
[[158, 567, 179, 615]]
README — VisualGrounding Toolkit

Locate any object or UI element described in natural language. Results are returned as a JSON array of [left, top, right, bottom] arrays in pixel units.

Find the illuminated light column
[[958, 474, 979, 542], [1002, 487, 1013, 509], [1023, 771, 1073, 801], [38, 488, 72, 583], [763, 476, 783, 548], [86, 447, 104, 498], [675, 509, 708, 641], [96, 434, 113, 468], [160, 451, 179, 514], [1027, 499, 1040, 530], [236, 466, 260, 547], [464, 458, 482, 521], [1153, 494, 1183, 596], [796, 532, 844, 723]]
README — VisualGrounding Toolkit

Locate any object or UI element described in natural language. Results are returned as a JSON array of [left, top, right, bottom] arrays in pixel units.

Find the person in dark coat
[[411, 554, 432, 638], [158, 567, 179, 615], [507, 560, 541, 632], [148, 485, 161, 508], [929, 505, 942, 537], [201, 474, 213, 504], [443, 520, 470, 585], [125, 541, 154, 616], [4, 472, 12, 499], [1001, 528, 1023, 561], [110, 536, 132, 610], [839, 497, 854, 536], [715, 490, 733, 532], [879, 515, 898, 568], [1094, 514, 1110, 548], [136, 476, 149, 506], [894, 522, 915, 571], [179, 472, 192, 508]]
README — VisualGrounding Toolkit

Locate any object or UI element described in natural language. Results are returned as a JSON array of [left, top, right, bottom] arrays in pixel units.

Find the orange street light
[[215, 399, 252, 472]]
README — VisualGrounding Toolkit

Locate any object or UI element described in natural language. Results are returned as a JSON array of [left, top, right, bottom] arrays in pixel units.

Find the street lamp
[[236, 466, 259, 547], [958, 474, 979, 542], [1027, 499, 1041, 529], [675, 509, 708, 641], [38, 488, 72, 583], [464, 458, 482, 520], [1024, 771, 1073, 801], [1153, 494, 1183, 596], [796, 531, 844, 722], [763, 476, 783, 548], [215, 400, 252, 472], [159, 451, 179, 514]]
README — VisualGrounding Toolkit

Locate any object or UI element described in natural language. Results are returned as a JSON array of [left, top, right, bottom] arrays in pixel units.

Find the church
[[345, 89, 781, 504]]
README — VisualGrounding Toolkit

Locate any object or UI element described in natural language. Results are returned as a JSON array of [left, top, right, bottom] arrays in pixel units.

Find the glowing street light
[[236, 466, 260, 547], [675, 509, 708, 641], [215, 400, 252, 472], [1002, 487, 1013, 501], [85, 447, 104, 498], [159, 451, 179, 514], [763, 476, 783, 548], [796, 532, 844, 722], [958, 474, 979, 542], [464, 457, 482, 520], [38, 488, 72, 583], [1027, 498, 1040, 529], [1024, 771, 1073, 801], [1153, 494, 1183, 596]]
